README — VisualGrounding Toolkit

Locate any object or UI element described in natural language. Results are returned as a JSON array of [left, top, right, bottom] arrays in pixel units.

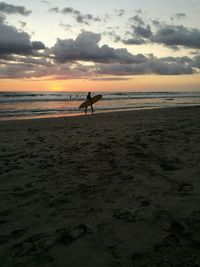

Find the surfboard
[[79, 94, 102, 109]]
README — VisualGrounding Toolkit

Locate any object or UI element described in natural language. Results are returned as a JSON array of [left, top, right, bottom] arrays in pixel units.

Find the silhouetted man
[[85, 92, 94, 114]]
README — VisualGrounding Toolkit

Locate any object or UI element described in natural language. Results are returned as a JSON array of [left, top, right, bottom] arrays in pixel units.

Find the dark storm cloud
[[52, 31, 147, 64], [151, 24, 200, 49], [0, 2, 31, 16], [0, 15, 45, 56]]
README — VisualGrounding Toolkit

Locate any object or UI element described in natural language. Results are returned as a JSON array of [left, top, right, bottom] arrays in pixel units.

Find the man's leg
[[90, 100, 94, 114]]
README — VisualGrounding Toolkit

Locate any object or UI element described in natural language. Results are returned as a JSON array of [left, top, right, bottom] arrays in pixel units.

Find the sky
[[0, 0, 200, 92]]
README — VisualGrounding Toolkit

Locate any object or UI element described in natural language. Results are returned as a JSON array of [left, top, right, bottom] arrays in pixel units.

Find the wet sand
[[0, 107, 200, 267]]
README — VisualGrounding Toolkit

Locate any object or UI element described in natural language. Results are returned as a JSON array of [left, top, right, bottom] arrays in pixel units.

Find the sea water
[[0, 91, 200, 121]]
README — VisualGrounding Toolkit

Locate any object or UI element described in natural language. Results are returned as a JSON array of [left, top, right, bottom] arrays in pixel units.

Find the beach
[[0, 107, 200, 266]]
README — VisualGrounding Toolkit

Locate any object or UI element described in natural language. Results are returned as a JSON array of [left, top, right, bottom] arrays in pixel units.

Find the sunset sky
[[0, 0, 200, 91]]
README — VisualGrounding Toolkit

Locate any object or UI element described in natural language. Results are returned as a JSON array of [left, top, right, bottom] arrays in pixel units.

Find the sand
[[0, 107, 200, 267]]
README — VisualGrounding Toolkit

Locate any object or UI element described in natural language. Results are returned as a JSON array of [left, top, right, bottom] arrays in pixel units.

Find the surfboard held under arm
[[79, 94, 103, 109]]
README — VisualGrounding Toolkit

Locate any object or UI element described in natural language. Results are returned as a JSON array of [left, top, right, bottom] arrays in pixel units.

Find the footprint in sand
[[58, 224, 91, 247]]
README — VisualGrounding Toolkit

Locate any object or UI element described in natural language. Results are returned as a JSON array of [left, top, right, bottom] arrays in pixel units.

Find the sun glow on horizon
[[0, 74, 199, 92]]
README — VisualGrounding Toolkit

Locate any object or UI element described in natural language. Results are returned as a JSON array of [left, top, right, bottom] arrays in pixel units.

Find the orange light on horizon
[[0, 74, 199, 92]]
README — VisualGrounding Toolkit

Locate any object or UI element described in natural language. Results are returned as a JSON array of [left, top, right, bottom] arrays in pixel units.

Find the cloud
[[41, 0, 49, 5], [161, 56, 193, 64], [90, 77, 130, 81], [135, 9, 142, 14], [17, 56, 53, 67], [122, 24, 151, 45], [121, 13, 152, 45], [161, 54, 200, 70], [0, 19, 198, 80], [122, 38, 146, 45], [0, 59, 94, 79], [49, 7, 59, 13], [151, 24, 200, 49], [103, 30, 121, 43], [62, 7, 80, 15], [75, 13, 101, 25], [191, 55, 200, 68], [0, 53, 53, 66], [96, 63, 148, 76], [32, 41, 45, 50], [49, 6, 101, 25], [0, 2, 31, 16], [22, 30, 178, 78], [115, 9, 125, 17], [63, 7, 101, 25], [19, 21, 27, 28], [0, 15, 45, 56], [174, 13, 186, 20], [96, 57, 194, 76], [133, 24, 152, 38], [59, 22, 72, 31], [52, 31, 147, 64], [122, 14, 200, 50], [149, 57, 194, 75], [151, 20, 162, 27], [129, 15, 145, 25], [0, 53, 197, 80]]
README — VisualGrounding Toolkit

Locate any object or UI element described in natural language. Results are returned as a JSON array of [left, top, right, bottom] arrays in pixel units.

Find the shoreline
[[0, 106, 200, 266], [1, 104, 200, 122]]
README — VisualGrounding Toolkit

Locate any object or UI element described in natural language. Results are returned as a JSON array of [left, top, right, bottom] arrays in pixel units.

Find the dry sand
[[0, 107, 200, 267]]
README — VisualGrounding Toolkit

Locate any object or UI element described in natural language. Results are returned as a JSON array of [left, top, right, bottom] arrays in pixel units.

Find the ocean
[[0, 91, 200, 121]]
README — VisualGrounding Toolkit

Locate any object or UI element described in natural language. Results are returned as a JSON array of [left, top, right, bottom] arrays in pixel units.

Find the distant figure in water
[[85, 92, 94, 114]]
